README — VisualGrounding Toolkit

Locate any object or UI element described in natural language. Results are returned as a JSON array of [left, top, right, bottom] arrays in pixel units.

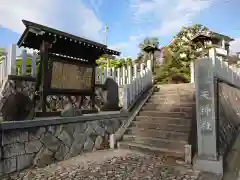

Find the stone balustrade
[[193, 47, 240, 175]]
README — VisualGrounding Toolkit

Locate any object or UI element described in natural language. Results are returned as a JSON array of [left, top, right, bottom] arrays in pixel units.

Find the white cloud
[[109, 34, 145, 58], [111, 0, 212, 58], [88, 0, 103, 14], [110, 43, 128, 50], [0, 0, 104, 42], [159, 0, 211, 35], [131, 0, 212, 36], [230, 38, 240, 53], [111, 35, 143, 50]]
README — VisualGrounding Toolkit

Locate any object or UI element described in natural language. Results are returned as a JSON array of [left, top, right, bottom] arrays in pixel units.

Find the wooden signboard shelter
[[17, 20, 120, 117]]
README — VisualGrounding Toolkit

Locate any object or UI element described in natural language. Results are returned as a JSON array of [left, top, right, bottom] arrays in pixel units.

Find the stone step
[[154, 87, 195, 94], [126, 128, 189, 141], [154, 88, 194, 92], [118, 141, 185, 158], [155, 89, 195, 94], [135, 116, 191, 126], [123, 135, 187, 149], [151, 91, 183, 95], [138, 111, 193, 118], [132, 121, 190, 132], [153, 89, 195, 94], [149, 94, 194, 101], [154, 90, 195, 95], [142, 103, 195, 111], [156, 83, 194, 88], [145, 101, 195, 105], [147, 97, 195, 104]]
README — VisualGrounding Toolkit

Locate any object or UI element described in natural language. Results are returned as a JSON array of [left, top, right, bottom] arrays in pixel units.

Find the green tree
[[155, 47, 190, 84], [157, 24, 210, 84], [0, 48, 6, 63], [16, 51, 40, 75], [125, 57, 133, 66], [97, 56, 133, 69], [169, 24, 209, 64], [0, 48, 5, 56], [110, 60, 123, 68]]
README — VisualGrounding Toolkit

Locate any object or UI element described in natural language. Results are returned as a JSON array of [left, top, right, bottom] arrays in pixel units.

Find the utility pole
[[104, 24, 108, 46], [104, 24, 110, 73]]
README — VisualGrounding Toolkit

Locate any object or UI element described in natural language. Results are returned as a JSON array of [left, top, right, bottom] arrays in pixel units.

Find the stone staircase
[[119, 83, 196, 160]]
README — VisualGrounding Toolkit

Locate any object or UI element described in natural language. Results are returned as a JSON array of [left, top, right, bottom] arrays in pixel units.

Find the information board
[[50, 60, 93, 90]]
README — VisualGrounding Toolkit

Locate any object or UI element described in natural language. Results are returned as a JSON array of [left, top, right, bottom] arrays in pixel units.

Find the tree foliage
[[0, 48, 6, 63], [0, 48, 5, 56], [96, 57, 133, 68], [169, 24, 209, 63], [155, 47, 190, 84], [156, 24, 210, 84]]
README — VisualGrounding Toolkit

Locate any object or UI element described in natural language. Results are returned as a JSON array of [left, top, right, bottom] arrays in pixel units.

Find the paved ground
[[2, 149, 201, 180]]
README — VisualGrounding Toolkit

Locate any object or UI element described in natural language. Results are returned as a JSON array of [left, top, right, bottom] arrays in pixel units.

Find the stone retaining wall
[[218, 82, 240, 156], [0, 112, 128, 176]]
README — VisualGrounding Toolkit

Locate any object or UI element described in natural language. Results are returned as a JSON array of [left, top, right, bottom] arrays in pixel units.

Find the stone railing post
[[127, 65, 132, 84], [133, 63, 138, 79], [122, 66, 126, 85], [95, 66, 99, 83], [190, 61, 195, 83], [104, 67, 107, 83], [194, 47, 223, 175], [140, 63, 144, 77], [31, 51, 37, 76], [21, 49, 27, 74], [123, 84, 129, 110], [7, 44, 16, 76], [117, 68, 121, 86], [146, 59, 152, 71]]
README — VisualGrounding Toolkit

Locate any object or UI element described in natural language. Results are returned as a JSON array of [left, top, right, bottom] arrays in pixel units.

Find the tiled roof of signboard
[[17, 20, 120, 56]]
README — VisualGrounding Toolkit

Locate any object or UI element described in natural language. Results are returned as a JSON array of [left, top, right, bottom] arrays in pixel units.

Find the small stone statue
[[100, 78, 120, 111], [1, 92, 34, 121]]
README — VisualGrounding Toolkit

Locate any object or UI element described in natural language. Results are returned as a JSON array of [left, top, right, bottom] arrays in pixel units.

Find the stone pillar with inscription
[[194, 48, 223, 175]]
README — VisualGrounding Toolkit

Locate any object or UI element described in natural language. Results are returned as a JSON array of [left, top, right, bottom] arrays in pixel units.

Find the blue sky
[[0, 0, 239, 58]]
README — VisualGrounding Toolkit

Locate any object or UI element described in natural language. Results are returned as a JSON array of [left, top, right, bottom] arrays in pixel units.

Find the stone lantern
[[142, 44, 160, 73]]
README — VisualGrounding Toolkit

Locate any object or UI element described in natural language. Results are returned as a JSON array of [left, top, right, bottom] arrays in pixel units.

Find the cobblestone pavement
[[2, 149, 201, 180]]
